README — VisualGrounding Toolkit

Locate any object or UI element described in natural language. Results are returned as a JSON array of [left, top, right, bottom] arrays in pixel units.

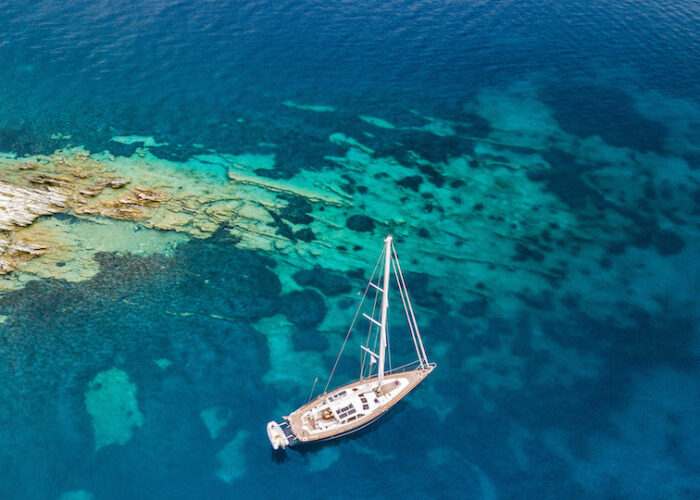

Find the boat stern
[[267, 420, 299, 450]]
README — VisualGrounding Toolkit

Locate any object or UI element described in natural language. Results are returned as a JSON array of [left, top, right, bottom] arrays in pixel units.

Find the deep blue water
[[1, 1, 699, 498]]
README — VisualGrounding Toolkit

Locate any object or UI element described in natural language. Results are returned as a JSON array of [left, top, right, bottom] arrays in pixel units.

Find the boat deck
[[287, 366, 433, 443]]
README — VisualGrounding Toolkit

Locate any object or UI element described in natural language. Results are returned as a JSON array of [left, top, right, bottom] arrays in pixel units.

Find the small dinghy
[[267, 235, 435, 449], [266, 421, 289, 450]]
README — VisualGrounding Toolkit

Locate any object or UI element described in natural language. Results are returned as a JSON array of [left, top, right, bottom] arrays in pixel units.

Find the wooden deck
[[287, 366, 434, 443]]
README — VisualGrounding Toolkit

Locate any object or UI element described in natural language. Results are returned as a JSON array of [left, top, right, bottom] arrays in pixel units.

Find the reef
[[1, 82, 698, 335], [215, 430, 250, 483], [201, 406, 233, 439], [0, 180, 64, 274], [0, 146, 348, 289], [84, 367, 144, 451]]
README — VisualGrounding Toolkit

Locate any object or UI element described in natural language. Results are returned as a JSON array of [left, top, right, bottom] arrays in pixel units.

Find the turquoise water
[[1, 1, 699, 498]]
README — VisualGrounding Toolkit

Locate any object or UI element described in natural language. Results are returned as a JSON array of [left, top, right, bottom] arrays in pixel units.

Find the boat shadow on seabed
[[269, 401, 409, 464]]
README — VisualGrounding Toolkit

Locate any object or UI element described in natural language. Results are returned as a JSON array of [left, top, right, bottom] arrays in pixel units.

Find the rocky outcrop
[[0, 181, 67, 230], [0, 233, 48, 274], [0, 182, 65, 274], [0, 151, 169, 275], [0, 147, 346, 283]]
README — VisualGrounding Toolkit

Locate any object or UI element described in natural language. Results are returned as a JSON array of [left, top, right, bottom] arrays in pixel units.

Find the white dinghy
[[267, 235, 436, 449], [266, 421, 289, 450]]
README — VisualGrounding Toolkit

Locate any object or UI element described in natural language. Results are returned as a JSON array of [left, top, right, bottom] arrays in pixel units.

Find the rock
[[281, 289, 327, 327], [653, 229, 685, 256], [292, 265, 352, 296], [133, 187, 167, 204], [295, 227, 315, 242], [227, 170, 344, 206], [154, 358, 172, 370], [461, 298, 489, 318], [98, 187, 167, 219], [513, 242, 545, 262], [19, 161, 37, 170], [280, 194, 314, 224], [108, 178, 128, 189], [28, 173, 75, 188], [70, 170, 89, 179], [0, 181, 67, 274], [84, 367, 144, 450], [7, 240, 48, 257], [346, 214, 376, 232], [200, 406, 233, 439], [215, 430, 249, 483], [0, 181, 67, 230], [397, 175, 423, 192], [292, 326, 330, 352]]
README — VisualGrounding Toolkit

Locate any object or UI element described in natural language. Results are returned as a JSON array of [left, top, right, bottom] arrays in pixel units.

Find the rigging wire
[[323, 239, 429, 396], [386, 293, 392, 373], [386, 359, 421, 374], [323, 245, 384, 395], [369, 320, 379, 377], [392, 243, 429, 366], [360, 272, 381, 380], [392, 257, 423, 367]]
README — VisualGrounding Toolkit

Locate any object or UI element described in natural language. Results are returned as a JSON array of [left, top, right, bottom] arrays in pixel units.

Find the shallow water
[[1, 1, 699, 498]]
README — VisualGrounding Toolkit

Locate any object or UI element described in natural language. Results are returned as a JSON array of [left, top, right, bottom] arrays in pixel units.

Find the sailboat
[[267, 235, 436, 449]]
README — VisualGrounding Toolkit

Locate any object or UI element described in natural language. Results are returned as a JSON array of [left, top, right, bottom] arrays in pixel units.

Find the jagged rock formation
[[0, 182, 66, 274], [0, 181, 67, 230], [0, 152, 174, 275], [0, 147, 347, 281]]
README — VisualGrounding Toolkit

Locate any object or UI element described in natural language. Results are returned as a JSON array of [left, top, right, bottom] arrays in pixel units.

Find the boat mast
[[377, 235, 392, 389]]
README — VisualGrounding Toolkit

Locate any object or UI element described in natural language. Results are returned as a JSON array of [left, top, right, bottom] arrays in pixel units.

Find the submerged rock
[[279, 194, 314, 225], [295, 227, 315, 242], [0, 231, 50, 275], [84, 367, 144, 451], [292, 325, 330, 352], [461, 298, 489, 318], [201, 406, 233, 439], [256, 314, 325, 389], [281, 289, 327, 327], [307, 447, 341, 472], [108, 178, 128, 189], [292, 265, 352, 296], [215, 430, 249, 483], [346, 214, 376, 232], [0, 180, 67, 231], [154, 358, 172, 370], [397, 175, 423, 192], [513, 242, 545, 263], [653, 229, 685, 256]]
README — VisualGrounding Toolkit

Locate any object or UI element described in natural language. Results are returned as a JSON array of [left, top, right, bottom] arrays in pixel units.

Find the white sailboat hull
[[284, 365, 435, 445]]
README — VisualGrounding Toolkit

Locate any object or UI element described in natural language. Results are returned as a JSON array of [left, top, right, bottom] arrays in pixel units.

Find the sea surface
[[1, 1, 699, 498]]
